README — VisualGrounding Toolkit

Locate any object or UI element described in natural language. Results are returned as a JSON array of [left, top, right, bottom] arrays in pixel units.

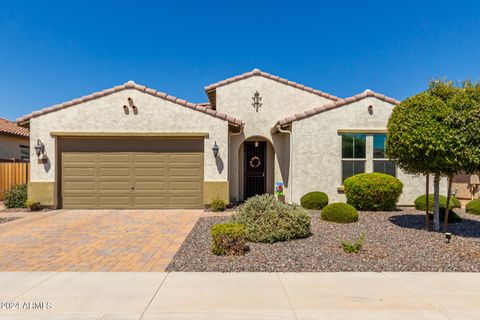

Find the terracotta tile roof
[[0, 117, 29, 137], [275, 89, 401, 127], [204, 68, 340, 101], [16, 81, 243, 126]]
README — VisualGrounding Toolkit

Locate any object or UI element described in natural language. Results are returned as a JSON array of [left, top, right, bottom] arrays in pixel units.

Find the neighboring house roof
[[204, 68, 340, 109], [16, 81, 243, 126], [274, 89, 401, 127], [0, 117, 29, 137]]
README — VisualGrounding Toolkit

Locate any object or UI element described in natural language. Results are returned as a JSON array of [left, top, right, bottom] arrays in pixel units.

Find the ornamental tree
[[387, 80, 480, 231]]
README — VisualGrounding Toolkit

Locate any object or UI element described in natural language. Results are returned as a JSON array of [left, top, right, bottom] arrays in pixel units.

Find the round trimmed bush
[[466, 199, 480, 215], [344, 173, 403, 211], [300, 191, 329, 210], [3, 184, 27, 209], [414, 194, 461, 211], [211, 223, 246, 256], [230, 194, 311, 243], [321, 203, 358, 223]]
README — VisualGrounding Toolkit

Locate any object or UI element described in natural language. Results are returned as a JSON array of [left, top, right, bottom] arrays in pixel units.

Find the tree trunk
[[425, 174, 430, 230], [443, 176, 453, 232], [433, 174, 441, 231]]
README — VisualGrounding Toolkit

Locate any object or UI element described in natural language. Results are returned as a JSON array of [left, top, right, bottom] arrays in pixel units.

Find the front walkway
[[0, 209, 203, 271], [0, 272, 479, 319]]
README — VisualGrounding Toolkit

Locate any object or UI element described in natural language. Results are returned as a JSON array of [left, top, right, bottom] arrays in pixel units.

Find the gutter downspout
[[273, 124, 293, 203]]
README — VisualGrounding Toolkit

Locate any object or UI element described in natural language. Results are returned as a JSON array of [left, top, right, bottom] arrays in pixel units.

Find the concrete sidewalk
[[0, 272, 479, 319]]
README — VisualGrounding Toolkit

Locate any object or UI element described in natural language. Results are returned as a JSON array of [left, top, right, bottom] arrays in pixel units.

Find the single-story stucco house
[[17, 69, 443, 209], [0, 118, 29, 162]]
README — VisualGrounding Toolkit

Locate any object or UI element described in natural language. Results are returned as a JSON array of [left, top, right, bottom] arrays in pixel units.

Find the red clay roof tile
[[0, 118, 29, 137], [204, 68, 340, 101], [17, 81, 243, 126], [274, 89, 400, 127]]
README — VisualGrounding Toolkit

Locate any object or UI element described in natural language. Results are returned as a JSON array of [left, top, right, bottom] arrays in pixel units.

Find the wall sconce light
[[368, 105, 373, 114], [34, 139, 47, 164], [212, 141, 219, 158], [34, 139, 45, 157]]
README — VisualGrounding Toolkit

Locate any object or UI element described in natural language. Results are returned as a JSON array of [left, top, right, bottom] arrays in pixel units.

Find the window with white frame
[[341, 134, 366, 182], [373, 134, 396, 177]]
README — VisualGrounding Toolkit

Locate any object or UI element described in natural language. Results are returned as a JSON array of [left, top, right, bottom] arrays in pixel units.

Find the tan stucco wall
[[204, 181, 229, 204], [0, 134, 28, 160], [29, 89, 229, 206], [217, 76, 335, 201], [28, 181, 55, 206], [290, 97, 447, 206]]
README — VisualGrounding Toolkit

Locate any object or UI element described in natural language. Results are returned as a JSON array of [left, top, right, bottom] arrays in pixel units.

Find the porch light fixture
[[34, 139, 45, 158], [445, 232, 452, 243], [212, 141, 219, 157], [368, 105, 373, 114]]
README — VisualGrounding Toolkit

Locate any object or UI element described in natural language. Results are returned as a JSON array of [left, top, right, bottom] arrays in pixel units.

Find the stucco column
[[365, 135, 373, 173]]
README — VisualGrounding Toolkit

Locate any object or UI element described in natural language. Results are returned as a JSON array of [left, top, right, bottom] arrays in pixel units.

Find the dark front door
[[244, 141, 266, 199]]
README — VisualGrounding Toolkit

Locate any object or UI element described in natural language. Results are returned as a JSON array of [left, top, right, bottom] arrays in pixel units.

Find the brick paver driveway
[[0, 210, 203, 271]]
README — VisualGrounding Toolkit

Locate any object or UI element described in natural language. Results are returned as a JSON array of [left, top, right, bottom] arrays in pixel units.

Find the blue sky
[[1, 0, 479, 121]]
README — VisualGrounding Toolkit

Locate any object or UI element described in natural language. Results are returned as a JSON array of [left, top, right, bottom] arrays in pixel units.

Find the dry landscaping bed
[[0, 217, 21, 225], [167, 208, 480, 272]]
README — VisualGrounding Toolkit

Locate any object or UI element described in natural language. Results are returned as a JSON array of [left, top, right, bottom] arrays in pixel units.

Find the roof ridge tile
[[274, 89, 400, 127]]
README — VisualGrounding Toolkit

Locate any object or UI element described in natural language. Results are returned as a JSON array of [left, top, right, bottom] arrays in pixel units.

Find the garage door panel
[[134, 181, 166, 191], [170, 181, 201, 192], [99, 181, 131, 191], [169, 154, 202, 163], [63, 196, 96, 207], [134, 154, 166, 163], [64, 167, 96, 177], [134, 168, 165, 177], [63, 181, 96, 192], [134, 196, 167, 207], [99, 168, 130, 177], [62, 145, 203, 208], [99, 154, 131, 163], [170, 196, 201, 207]]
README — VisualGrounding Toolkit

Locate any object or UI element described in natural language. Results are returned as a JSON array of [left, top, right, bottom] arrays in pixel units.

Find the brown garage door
[[59, 138, 204, 209]]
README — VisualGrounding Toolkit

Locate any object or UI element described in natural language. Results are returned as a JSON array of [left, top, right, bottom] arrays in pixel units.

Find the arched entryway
[[238, 136, 275, 200]]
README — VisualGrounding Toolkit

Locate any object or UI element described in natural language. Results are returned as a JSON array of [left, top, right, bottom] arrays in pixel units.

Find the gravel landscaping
[[167, 208, 480, 272]]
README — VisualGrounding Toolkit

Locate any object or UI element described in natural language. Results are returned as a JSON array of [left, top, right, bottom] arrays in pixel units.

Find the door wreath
[[249, 156, 261, 168]]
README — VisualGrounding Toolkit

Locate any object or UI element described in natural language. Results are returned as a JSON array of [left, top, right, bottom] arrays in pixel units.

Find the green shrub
[[210, 198, 227, 212], [300, 191, 329, 210], [414, 194, 461, 211], [341, 234, 365, 253], [211, 223, 247, 256], [230, 194, 311, 243], [3, 184, 27, 208], [466, 199, 480, 215], [428, 208, 462, 224], [344, 173, 403, 211], [24, 200, 42, 211], [321, 203, 358, 223]]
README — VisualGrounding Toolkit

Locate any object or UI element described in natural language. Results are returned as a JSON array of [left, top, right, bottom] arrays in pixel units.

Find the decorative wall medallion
[[249, 156, 261, 168], [251, 91, 262, 112]]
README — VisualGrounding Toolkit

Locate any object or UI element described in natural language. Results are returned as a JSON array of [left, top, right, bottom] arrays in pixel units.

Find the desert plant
[[24, 200, 42, 211], [210, 223, 247, 256], [344, 173, 403, 211], [300, 191, 329, 210], [3, 184, 27, 208], [321, 202, 358, 223], [414, 194, 460, 211], [230, 194, 311, 243], [210, 198, 227, 212], [466, 199, 480, 215], [341, 234, 365, 253]]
